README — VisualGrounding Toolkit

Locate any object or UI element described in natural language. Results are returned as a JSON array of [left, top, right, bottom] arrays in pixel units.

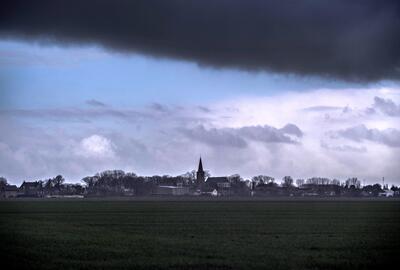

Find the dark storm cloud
[[1, 0, 399, 81]]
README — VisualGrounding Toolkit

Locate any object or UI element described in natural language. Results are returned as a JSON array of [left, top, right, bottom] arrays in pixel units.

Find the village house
[[206, 177, 232, 196], [0, 185, 18, 198], [200, 187, 218, 197], [379, 189, 394, 197], [19, 181, 43, 197]]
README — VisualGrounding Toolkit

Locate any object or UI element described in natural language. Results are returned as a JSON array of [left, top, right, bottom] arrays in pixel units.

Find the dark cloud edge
[[1, 0, 400, 82]]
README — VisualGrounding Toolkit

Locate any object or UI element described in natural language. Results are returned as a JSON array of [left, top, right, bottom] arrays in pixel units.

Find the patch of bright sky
[[0, 40, 395, 109]]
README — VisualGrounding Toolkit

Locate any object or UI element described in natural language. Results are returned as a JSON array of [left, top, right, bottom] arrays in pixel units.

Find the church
[[196, 157, 232, 196]]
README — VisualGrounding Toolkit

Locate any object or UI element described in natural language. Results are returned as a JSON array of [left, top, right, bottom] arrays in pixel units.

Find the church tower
[[196, 157, 205, 186]]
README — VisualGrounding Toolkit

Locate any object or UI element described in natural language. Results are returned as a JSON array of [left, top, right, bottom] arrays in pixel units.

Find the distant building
[[206, 177, 232, 196], [200, 187, 218, 197], [0, 185, 18, 198], [153, 185, 190, 196], [19, 181, 43, 197], [379, 190, 394, 197], [207, 177, 230, 188]]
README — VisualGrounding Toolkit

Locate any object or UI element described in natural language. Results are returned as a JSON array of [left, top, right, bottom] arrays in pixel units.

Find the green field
[[0, 199, 399, 269]]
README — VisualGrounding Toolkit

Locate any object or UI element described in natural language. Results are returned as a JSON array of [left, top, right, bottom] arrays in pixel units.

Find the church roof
[[206, 177, 229, 184], [20, 181, 41, 189], [3, 185, 18, 191]]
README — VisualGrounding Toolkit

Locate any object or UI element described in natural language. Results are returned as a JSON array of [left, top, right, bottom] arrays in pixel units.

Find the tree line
[[0, 171, 398, 198]]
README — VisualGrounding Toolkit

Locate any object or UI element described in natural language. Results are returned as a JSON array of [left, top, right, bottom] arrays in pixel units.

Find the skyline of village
[[0, 155, 397, 187], [1, 157, 398, 199]]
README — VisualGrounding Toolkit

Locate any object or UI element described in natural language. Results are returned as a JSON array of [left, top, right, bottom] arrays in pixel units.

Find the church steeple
[[196, 157, 205, 186], [198, 157, 204, 172]]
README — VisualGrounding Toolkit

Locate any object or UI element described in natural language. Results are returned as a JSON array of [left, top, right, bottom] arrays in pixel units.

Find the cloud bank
[[180, 124, 302, 148], [373, 97, 400, 116], [1, 0, 400, 81], [333, 125, 400, 148], [1, 87, 399, 184]]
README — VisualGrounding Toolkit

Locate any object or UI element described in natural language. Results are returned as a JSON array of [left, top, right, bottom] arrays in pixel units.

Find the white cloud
[[79, 135, 116, 158]]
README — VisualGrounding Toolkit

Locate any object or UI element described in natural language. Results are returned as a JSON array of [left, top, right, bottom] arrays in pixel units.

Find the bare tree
[[296, 179, 305, 187], [82, 176, 98, 188], [345, 178, 361, 189], [331, 179, 341, 186], [306, 177, 331, 185], [252, 175, 275, 186], [53, 175, 65, 189], [0, 177, 7, 187], [282, 176, 294, 187]]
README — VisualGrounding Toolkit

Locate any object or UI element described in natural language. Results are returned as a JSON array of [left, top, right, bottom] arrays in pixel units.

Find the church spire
[[198, 157, 204, 172], [196, 157, 205, 186]]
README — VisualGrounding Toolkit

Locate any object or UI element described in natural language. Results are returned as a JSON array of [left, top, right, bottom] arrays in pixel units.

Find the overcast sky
[[1, 1, 400, 185]]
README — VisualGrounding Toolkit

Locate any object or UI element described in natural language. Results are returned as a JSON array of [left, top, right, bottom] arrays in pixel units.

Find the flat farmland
[[0, 199, 399, 269]]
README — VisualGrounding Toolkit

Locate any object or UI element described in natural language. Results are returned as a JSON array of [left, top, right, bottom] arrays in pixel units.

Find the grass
[[0, 199, 399, 269]]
